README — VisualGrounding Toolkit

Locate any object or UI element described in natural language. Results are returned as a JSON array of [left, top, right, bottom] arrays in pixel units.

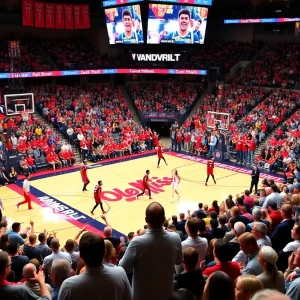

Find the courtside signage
[[224, 17, 300, 24]]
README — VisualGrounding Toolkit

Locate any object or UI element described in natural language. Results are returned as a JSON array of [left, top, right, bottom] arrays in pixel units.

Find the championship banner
[[73, 5, 82, 29], [34, 2, 45, 28], [55, 4, 65, 29], [22, 0, 34, 27], [45, 3, 55, 28], [64, 4, 74, 29], [81, 5, 90, 29]]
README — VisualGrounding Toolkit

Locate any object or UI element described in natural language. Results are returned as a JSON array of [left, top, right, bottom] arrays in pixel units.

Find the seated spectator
[[229, 221, 246, 259], [251, 222, 272, 247], [234, 275, 264, 300], [8, 167, 17, 183], [202, 271, 235, 300], [207, 219, 225, 240], [174, 247, 205, 299], [22, 263, 52, 296], [256, 246, 284, 292], [0, 167, 9, 186], [0, 251, 51, 300], [19, 156, 30, 173], [103, 240, 116, 267], [251, 289, 290, 300], [202, 239, 241, 281]]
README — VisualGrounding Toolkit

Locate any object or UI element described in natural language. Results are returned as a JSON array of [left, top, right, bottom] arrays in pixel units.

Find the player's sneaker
[[102, 211, 107, 214], [90, 211, 94, 215], [170, 198, 174, 203], [149, 197, 153, 200], [214, 180, 216, 184], [177, 196, 181, 201], [205, 183, 207, 186], [16, 203, 19, 209]]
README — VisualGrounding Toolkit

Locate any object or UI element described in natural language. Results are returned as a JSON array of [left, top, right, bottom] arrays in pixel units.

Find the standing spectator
[[270, 204, 295, 253], [0, 251, 51, 300], [262, 184, 283, 209], [120, 202, 182, 300], [35, 233, 51, 259], [23, 234, 43, 263], [58, 232, 132, 300]]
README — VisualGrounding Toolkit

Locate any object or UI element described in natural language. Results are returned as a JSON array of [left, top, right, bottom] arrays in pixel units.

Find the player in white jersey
[[17, 173, 33, 210], [171, 169, 180, 203]]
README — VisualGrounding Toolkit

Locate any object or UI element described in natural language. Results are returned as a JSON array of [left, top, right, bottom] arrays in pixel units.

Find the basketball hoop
[[21, 110, 30, 122]]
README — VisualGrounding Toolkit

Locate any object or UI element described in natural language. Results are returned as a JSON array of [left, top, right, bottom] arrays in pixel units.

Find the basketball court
[[1, 151, 282, 243]]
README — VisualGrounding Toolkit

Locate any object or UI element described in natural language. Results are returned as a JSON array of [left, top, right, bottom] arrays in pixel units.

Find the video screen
[[147, 4, 208, 44], [105, 5, 144, 44]]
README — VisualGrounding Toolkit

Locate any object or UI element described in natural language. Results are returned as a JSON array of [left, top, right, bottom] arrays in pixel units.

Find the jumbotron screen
[[105, 5, 144, 44], [147, 4, 208, 44]]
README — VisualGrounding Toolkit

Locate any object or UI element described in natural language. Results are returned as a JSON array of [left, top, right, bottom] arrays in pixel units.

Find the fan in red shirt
[[137, 170, 152, 200], [90, 180, 106, 215], [205, 157, 216, 186], [80, 161, 90, 191], [157, 141, 168, 168]]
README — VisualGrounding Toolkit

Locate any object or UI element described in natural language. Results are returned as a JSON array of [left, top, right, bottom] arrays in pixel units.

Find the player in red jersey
[[91, 180, 106, 215], [80, 161, 90, 191], [137, 170, 152, 200], [157, 141, 168, 168], [205, 157, 216, 186]]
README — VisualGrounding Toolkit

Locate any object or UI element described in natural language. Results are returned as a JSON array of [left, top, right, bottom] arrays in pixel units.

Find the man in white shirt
[[181, 218, 208, 269], [17, 173, 32, 210], [262, 184, 283, 209], [11, 133, 18, 148], [119, 202, 182, 300], [252, 222, 272, 247], [58, 232, 132, 300]]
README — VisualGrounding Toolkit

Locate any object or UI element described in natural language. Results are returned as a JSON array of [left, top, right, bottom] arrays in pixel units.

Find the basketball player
[[160, 9, 200, 44], [157, 141, 168, 168], [205, 157, 216, 186], [80, 161, 90, 191], [17, 173, 32, 210], [115, 10, 143, 44], [137, 170, 152, 200], [171, 169, 180, 203], [91, 180, 106, 215]]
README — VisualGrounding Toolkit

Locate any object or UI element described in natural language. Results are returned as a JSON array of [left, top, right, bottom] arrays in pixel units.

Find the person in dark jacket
[[249, 165, 260, 194]]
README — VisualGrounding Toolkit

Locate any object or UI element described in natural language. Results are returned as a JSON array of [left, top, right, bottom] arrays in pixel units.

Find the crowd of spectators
[[0, 41, 50, 73], [1, 177, 300, 299], [236, 43, 300, 89], [128, 82, 203, 120], [187, 41, 263, 73], [33, 84, 158, 162], [40, 39, 112, 70]]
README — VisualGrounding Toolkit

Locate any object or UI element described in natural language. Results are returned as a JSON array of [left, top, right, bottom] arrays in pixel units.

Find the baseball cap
[[260, 246, 278, 265]]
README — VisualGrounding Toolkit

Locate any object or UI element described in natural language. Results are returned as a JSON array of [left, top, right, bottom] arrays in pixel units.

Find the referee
[[249, 165, 260, 194]]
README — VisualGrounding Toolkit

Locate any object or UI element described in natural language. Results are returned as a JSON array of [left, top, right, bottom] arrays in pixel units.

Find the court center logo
[[101, 176, 173, 202]]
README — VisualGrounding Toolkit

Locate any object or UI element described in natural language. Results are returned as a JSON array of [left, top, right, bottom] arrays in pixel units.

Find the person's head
[[265, 187, 272, 195], [122, 9, 133, 33], [174, 169, 178, 176], [210, 219, 219, 230], [281, 204, 293, 219], [214, 239, 232, 262], [234, 221, 246, 237], [252, 222, 268, 240], [210, 211, 218, 220], [292, 247, 300, 268], [79, 232, 105, 268], [241, 206, 248, 214], [219, 215, 227, 226], [50, 238, 60, 252], [194, 18, 202, 31], [182, 247, 198, 271], [169, 288, 198, 300], [23, 263, 36, 281], [270, 184, 278, 193], [172, 215, 178, 223], [251, 289, 291, 300], [238, 233, 259, 255], [244, 190, 250, 196], [29, 259, 40, 271], [103, 226, 112, 238], [269, 201, 278, 211], [135, 17, 141, 30], [228, 217, 238, 230], [236, 197, 244, 206], [203, 204, 208, 211], [225, 198, 235, 209], [231, 207, 241, 218], [203, 271, 235, 300], [50, 259, 71, 287], [185, 218, 199, 237], [104, 240, 116, 263], [64, 239, 75, 253], [291, 222, 300, 240], [198, 219, 207, 232], [260, 189, 266, 197], [7, 242, 18, 256], [179, 213, 185, 220], [283, 186, 289, 194], [0, 251, 11, 279], [29, 234, 37, 245], [235, 275, 264, 300], [178, 9, 191, 33], [253, 199, 259, 206], [98, 180, 103, 186], [127, 231, 134, 241], [146, 169, 150, 175], [198, 203, 203, 209], [12, 222, 21, 233], [212, 200, 219, 214], [145, 202, 165, 229], [253, 165, 258, 171], [258, 246, 278, 275], [24, 173, 30, 180], [252, 208, 262, 221]]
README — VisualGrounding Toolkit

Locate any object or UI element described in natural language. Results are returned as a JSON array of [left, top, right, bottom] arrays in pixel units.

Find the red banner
[[35, 2, 45, 28], [22, 0, 34, 27], [73, 5, 82, 29], [45, 3, 55, 28], [81, 5, 90, 29], [55, 4, 65, 29], [64, 4, 73, 29]]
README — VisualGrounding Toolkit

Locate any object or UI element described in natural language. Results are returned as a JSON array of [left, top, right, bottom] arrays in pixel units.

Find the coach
[[249, 165, 260, 194]]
